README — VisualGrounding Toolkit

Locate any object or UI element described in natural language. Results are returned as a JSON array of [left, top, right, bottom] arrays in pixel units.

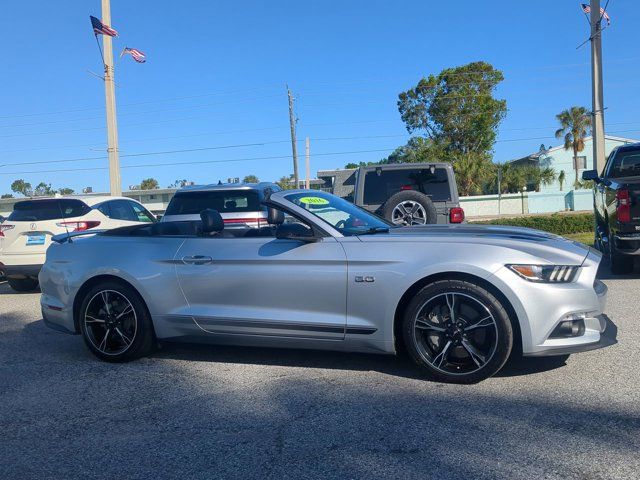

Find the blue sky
[[1, 0, 639, 194]]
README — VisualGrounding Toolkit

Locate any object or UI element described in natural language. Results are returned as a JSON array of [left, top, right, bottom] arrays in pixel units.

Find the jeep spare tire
[[384, 191, 437, 226]]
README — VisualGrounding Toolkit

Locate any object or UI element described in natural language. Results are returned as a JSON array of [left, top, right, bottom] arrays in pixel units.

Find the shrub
[[471, 213, 594, 235]]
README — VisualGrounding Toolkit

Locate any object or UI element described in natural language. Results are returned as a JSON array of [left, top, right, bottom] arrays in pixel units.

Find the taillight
[[55, 220, 101, 231], [450, 207, 465, 223], [400, 185, 413, 191], [616, 190, 631, 223], [0, 224, 15, 237]]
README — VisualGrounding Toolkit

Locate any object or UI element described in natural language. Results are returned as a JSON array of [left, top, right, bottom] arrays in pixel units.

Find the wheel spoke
[[397, 204, 409, 215], [445, 293, 456, 323], [415, 317, 445, 332], [464, 315, 494, 331], [409, 203, 420, 214], [461, 339, 487, 367], [85, 315, 105, 324], [432, 340, 452, 368], [98, 329, 111, 351], [114, 327, 133, 346], [116, 304, 133, 319], [100, 291, 111, 314]]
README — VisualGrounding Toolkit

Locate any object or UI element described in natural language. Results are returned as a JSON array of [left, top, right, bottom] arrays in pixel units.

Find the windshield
[[284, 191, 392, 236], [607, 149, 640, 178]]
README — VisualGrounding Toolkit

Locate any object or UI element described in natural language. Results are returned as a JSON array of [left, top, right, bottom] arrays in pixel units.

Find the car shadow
[[153, 315, 618, 381], [0, 281, 40, 295], [597, 257, 637, 279]]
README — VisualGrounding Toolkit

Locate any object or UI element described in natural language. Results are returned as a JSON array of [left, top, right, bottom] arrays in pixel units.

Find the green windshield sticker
[[298, 196, 329, 205]]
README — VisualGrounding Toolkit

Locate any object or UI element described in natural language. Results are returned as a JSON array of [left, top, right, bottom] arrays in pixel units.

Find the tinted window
[[362, 168, 452, 205], [607, 149, 640, 178], [8, 199, 90, 221], [128, 202, 155, 222], [106, 200, 138, 221], [165, 190, 263, 215]]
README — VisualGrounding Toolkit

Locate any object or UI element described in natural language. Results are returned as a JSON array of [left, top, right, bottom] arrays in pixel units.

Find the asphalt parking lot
[[1, 271, 638, 480]]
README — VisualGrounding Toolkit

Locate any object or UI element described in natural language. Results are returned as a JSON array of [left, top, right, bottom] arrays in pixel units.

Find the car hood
[[357, 224, 594, 265]]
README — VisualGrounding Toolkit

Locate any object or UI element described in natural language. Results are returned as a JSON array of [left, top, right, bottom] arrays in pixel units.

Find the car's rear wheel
[[402, 279, 513, 384], [607, 227, 634, 275], [79, 281, 155, 362], [7, 277, 39, 292]]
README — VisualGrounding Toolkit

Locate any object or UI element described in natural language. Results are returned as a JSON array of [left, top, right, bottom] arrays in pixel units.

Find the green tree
[[11, 179, 32, 197], [397, 61, 507, 157], [167, 179, 190, 188], [58, 187, 74, 195], [453, 153, 496, 196], [558, 170, 566, 191], [1, 193, 14, 199], [140, 178, 160, 190], [243, 174, 259, 183], [380, 137, 448, 164], [33, 182, 54, 197], [275, 174, 296, 190], [555, 106, 591, 187]]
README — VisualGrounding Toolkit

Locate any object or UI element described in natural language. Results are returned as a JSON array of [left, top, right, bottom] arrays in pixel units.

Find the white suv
[[0, 196, 156, 291]]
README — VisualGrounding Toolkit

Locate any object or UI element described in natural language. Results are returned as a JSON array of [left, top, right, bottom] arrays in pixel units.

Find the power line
[[0, 84, 284, 121], [0, 148, 398, 176]]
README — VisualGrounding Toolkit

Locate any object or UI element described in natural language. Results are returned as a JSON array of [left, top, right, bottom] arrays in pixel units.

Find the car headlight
[[507, 264, 579, 283]]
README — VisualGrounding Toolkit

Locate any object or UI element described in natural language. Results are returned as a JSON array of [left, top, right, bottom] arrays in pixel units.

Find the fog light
[[550, 314, 586, 338]]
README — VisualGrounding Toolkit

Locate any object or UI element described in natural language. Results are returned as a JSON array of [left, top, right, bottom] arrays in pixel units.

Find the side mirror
[[275, 223, 318, 242], [582, 170, 599, 182]]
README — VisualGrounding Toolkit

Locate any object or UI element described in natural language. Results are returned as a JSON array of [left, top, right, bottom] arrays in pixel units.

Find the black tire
[[7, 277, 39, 292], [78, 280, 155, 362], [383, 191, 438, 226], [609, 242, 634, 275], [402, 279, 513, 384]]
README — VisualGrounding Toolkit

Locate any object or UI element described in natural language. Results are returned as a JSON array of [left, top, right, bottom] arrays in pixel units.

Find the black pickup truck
[[583, 143, 640, 274]]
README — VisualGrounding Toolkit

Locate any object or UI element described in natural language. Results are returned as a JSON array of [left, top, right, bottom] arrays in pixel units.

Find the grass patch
[[563, 231, 594, 246]]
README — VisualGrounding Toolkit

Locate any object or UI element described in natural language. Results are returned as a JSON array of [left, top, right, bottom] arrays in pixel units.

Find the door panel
[[175, 236, 347, 339]]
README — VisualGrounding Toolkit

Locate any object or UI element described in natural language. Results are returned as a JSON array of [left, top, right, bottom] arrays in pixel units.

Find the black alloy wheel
[[79, 281, 155, 362], [403, 279, 513, 383]]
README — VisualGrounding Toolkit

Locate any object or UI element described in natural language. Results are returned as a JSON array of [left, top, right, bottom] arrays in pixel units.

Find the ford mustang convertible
[[39, 190, 609, 383]]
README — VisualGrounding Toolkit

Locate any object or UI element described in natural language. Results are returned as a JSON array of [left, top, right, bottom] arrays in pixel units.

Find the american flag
[[122, 47, 146, 63], [90, 15, 118, 37], [581, 3, 611, 25]]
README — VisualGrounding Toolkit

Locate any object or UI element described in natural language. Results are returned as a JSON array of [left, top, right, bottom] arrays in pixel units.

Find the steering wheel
[[335, 219, 347, 230]]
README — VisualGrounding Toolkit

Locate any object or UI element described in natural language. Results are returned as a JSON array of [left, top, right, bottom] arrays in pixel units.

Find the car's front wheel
[[79, 281, 155, 362], [402, 279, 513, 384], [7, 277, 39, 292]]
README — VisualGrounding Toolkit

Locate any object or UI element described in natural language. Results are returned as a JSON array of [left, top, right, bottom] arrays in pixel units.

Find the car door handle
[[182, 255, 213, 265]]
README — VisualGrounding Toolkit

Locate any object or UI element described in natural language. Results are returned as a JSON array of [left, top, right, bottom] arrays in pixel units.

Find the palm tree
[[452, 153, 496, 196], [555, 107, 591, 187], [558, 170, 566, 191]]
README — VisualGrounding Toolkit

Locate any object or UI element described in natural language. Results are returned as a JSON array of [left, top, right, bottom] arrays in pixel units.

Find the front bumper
[[492, 249, 610, 357]]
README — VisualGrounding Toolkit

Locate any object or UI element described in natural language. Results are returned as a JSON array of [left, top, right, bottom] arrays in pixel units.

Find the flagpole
[[590, 0, 606, 174], [101, 0, 122, 196]]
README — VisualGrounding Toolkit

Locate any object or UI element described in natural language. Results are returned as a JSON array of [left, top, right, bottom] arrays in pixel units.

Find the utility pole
[[305, 137, 310, 189], [590, 0, 606, 174], [287, 86, 299, 187], [102, 0, 121, 196]]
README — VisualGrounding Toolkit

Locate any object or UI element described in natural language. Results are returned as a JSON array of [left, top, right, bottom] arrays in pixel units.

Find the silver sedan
[[39, 190, 608, 383]]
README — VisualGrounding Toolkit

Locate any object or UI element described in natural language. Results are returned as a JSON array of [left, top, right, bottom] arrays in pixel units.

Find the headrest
[[200, 209, 224, 233], [267, 207, 284, 225]]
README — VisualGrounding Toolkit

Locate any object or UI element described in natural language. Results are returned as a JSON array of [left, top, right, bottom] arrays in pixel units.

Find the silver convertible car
[[39, 190, 608, 383]]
